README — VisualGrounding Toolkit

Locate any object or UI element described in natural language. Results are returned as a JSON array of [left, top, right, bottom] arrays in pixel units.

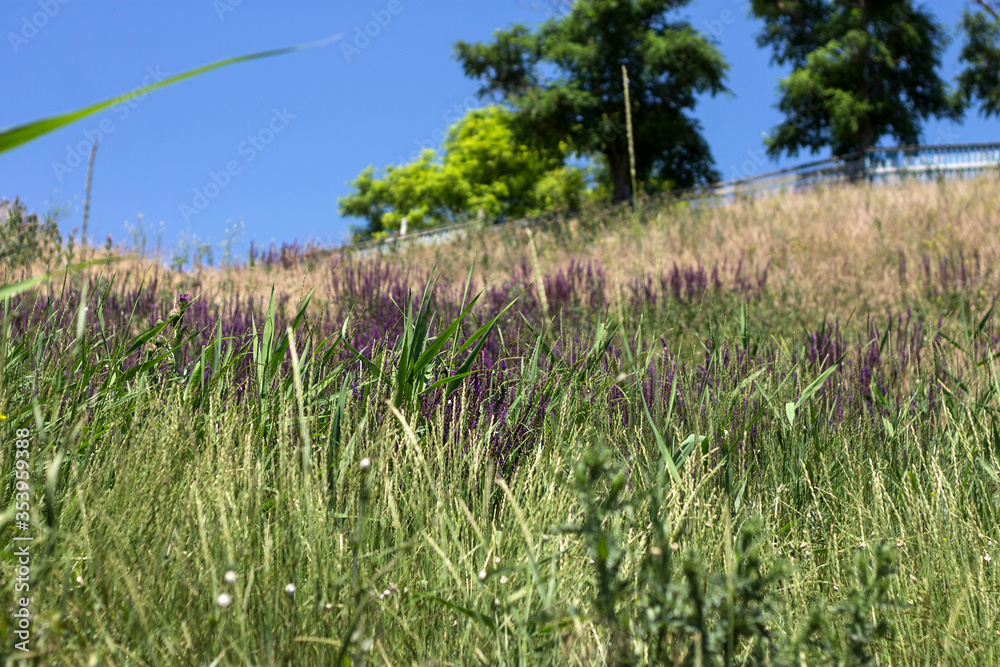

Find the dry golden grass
[[391, 175, 1000, 315], [9, 175, 998, 318]]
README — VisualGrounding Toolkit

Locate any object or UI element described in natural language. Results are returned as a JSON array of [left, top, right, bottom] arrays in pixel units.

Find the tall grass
[[1, 180, 999, 664]]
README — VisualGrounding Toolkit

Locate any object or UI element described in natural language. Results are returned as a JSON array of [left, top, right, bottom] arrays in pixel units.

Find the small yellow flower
[[0, 413, 6, 420]]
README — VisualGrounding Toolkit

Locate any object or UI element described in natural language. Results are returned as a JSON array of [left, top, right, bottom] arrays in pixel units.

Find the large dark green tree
[[750, 0, 959, 160], [453, 0, 729, 204], [957, 1, 1000, 117]]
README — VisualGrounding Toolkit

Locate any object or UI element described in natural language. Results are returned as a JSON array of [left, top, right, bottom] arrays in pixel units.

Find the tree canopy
[[453, 0, 729, 203], [339, 1, 1000, 239], [750, 0, 959, 159], [338, 106, 586, 240], [957, 1, 1000, 118]]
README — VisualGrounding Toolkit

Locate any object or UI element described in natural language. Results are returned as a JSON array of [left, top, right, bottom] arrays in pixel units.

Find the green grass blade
[[0, 35, 342, 154], [413, 294, 484, 372], [412, 592, 496, 630], [0, 257, 129, 300], [795, 353, 845, 409]]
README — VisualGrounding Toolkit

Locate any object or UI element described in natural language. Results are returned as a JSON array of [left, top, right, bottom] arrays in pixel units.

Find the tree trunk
[[606, 148, 633, 204], [849, 3, 876, 184], [847, 121, 878, 182]]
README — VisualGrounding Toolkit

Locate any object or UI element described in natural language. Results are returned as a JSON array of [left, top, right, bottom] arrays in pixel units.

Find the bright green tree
[[338, 106, 586, 240], [750, 0, 959, 160], [957, 1, 1000, 117], [453, 0, 729, 204], [338, 151, 465, 240], [443, 104, 576, 219]]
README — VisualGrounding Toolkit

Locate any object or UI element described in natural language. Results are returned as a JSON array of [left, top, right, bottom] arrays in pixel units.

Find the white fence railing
[[347, 141, 1000, 254], [696, 142, 1000, 203]]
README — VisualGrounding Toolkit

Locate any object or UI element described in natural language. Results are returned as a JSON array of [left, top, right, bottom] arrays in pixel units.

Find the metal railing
[[697, 141, 1000, 202], [867, 142, 1000, 182], [345, 141, 1000, 254]]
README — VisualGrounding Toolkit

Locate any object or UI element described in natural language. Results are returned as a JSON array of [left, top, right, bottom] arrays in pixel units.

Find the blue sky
[[1, 1, 994, 261]]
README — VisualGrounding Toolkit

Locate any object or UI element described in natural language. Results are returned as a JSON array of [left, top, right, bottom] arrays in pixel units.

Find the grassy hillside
[[1, 177, 998, 665]]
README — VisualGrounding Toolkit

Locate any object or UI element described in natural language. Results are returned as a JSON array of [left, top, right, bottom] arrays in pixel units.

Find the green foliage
[[0, 198, 64, 270], [341, 267, 521, 423], [454, 0, 728, 203], [750, 0, 959, 157], [338, 150, 466, 239], [567, 443, 905, 666], [957, 5, 1000, 118], [443, 106, 581, 219], [339, 106, 586, 239], [1, 248, 998, 663], [832, 543, 903, 665], [533, 165, 589, 212]]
